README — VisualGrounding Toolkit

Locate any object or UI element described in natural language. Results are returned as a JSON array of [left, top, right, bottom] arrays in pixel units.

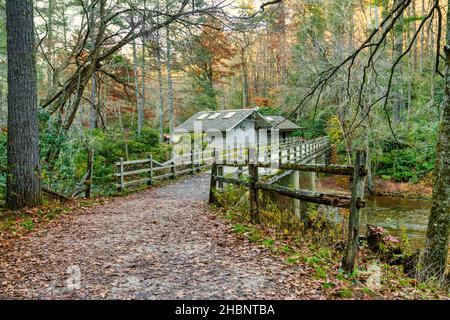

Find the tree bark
[[393, 0, 404, 124], [421, 0, 450, 284], [89, 1, 98, 129], [132, 38, 144, 137], [6, 0, 42, 209], [166, 25, 174, 144], [155, 45, 165, 141], [241, 48, 250, 108], [46, 0, 54, 86]]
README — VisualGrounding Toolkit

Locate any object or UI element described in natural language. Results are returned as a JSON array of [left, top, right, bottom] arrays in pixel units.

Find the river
[[273, 173, 432, 249]]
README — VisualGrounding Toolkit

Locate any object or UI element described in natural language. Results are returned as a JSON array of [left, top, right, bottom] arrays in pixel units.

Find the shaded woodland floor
[[0, 173, 325, 299]]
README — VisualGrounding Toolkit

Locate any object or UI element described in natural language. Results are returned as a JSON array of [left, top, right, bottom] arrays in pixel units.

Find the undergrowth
[[212, 184, 449, 300]]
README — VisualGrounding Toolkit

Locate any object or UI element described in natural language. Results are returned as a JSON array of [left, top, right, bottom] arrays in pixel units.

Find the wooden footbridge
[[115, 135, 368, 273], [115, 136, 330, 191]]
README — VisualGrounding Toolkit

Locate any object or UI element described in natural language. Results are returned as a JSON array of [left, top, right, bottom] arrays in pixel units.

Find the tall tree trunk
[[155, 45, 165, 141], [141, 0, 147, 133], [430, 11, 436, 100], [6, 0, 42, 209], [241, 48, 250, 108], [166, 25, 174, 144], [89, 0, 98, 129], [0, 74, 4, 122], [132, 38, 144, 137], [420, 0, 426, 73], [421, 0, 450, 284], [274, 1, 286, 85], [411, 0, 418, 69], [155, 0, 164, 141], [47, 0, 54, 86], [393, 0, 404, 124], [89, 73, 98, 129]]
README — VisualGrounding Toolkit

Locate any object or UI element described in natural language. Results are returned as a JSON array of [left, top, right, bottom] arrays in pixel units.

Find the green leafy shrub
[[374, 147, 435, 182]]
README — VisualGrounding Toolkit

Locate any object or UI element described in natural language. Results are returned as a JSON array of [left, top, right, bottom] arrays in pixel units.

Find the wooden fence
[[115, 136, 330, 192], [0, 150, 93, 201], [115, 153, 213, 192], [209, 148, 368, 273]]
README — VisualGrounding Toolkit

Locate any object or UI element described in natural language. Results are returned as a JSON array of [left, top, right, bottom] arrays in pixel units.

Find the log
[[42, 187, 71, 201], [256, 182, 355, 208]]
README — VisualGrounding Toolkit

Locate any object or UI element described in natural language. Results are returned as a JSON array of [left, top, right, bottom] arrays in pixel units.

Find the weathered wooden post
[[248, 147, 260, 223], [209, 148, 218, 204], [217, 165, 224, 189], [85, 149, 94, 198], [197, 149, 202, 172], [147, 155, 153, 186], [342, 149, 368, 273], [118, 157, 124, 193], [226, 145, 231, 164], [325, 147, 331, 166], [171, 159, 176, 179], [190, 149, 194, 174]]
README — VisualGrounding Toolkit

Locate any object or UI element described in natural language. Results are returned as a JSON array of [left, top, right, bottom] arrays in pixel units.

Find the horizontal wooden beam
[[175, 168, 193, 176], [257, 162, 354, 175], [116, 178, 152, 188], [256, 182, 358, 208], [212, 176, 364, 209], [115, 168, 151, 177], [115, 159, 151, 166], [152, 173, 175, 181], [213, 176, 250, 187]]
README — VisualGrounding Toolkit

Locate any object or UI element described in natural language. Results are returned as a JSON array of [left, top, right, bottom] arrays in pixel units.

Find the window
[[196, 113, 209, 120], [208, 112, 221, 119], [223, 112, 237, 119]]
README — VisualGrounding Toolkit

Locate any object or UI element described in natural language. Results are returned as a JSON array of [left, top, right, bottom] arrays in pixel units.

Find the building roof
[[264, 115, 302, 131], [175, 109, 273, 132]]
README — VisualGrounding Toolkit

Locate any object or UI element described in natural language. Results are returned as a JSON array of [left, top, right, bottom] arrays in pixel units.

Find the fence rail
[[115, 153, 211, 192], [115, 136, 330, 192], [209, 147, 368, 274]]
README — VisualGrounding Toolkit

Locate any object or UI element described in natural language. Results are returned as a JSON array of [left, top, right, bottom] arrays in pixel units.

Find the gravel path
[[0, 173, 324, 299]]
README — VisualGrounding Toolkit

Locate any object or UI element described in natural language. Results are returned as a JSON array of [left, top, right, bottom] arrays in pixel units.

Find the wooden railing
[[115, 153, 212, 192], [209, 148, 368, 274], [115, 136, 330, 192]]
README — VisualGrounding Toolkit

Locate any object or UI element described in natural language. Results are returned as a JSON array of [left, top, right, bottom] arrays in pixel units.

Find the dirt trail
[[0, 173, 324, 299]]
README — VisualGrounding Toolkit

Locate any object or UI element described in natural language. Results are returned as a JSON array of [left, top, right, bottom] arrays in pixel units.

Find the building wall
[[225, 119, 257, 150]]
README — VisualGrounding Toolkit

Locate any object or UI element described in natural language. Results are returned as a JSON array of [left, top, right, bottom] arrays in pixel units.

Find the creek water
[[272, 173, 431, 249], [363, 196, 431, 247]]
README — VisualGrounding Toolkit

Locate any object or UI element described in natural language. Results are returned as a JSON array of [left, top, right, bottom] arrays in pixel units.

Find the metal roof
[[264, 115, 302, 131], [175, 109, 273, 132]]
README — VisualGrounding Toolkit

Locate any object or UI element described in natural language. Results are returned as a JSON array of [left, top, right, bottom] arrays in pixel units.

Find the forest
[[0, 0, 448, 300]]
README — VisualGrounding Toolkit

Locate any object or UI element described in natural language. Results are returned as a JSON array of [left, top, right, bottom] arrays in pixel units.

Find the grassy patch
[[261, 238, 275, 248]]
